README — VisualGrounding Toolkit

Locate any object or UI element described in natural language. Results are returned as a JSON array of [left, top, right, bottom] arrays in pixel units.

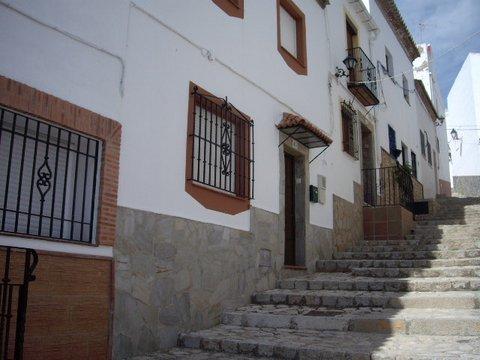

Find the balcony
[[346, 47, 379, 106]]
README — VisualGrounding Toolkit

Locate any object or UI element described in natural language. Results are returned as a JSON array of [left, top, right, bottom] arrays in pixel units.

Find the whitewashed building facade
[[447, 52, 480, 196], [0, 0, 449, 358]]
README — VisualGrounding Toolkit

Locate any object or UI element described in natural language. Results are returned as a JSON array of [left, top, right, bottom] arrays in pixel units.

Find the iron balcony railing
[[0, 246, 38, 360], [363, 165, 414, 212], [347, 47, 378, 98]]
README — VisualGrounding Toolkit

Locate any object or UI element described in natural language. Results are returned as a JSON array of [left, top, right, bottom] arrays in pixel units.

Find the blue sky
[[396, 0, 480, 102]]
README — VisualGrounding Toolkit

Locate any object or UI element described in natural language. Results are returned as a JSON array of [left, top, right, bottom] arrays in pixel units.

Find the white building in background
[[447, 53, 480, 196], [414, 43, 451, 196]]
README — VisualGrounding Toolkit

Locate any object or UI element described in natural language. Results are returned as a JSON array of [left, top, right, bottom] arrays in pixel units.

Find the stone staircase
[[135, 197, 480, 359]]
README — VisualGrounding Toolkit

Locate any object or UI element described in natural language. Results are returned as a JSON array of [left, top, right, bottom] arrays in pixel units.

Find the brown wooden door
[[284, 153, 296, 266]]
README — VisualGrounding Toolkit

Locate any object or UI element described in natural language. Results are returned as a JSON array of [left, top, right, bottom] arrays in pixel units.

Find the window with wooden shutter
[[420, 130, 426, 157], [411, 151, 417, 178], [341, 105, 358, 159], [388, 125, 397, 156]]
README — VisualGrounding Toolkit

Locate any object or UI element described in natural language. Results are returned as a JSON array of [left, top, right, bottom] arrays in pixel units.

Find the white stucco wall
[[414, 44, 450, 184], [448, 53, 480, 178], [0, 0, 442, 234]]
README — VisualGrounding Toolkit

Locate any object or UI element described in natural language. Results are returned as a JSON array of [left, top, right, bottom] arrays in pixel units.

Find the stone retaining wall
[[332, 182, 363, 252], [453, 176, 480, 197], [113, 206, 332, 358]]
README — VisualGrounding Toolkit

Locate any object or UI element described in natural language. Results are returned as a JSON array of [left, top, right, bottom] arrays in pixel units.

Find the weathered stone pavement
[[139, 197, 480, 359]]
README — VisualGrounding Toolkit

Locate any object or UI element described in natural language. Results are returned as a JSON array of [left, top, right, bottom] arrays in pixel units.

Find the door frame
[[279, 137, 308, 268]]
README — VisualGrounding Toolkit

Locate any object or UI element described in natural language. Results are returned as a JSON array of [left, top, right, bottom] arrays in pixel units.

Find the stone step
[[316, 258, 480, 272], [415, 219, 480, 226], [413, 225, 480, 233], [335, 249, 480, 260], [359, 238, 478, 246], [179, 325, 480, 359], [252, 289, 479, 309], [351, 266, 480, 278], [276, 273, 480, 293], [351, 242, 480, 252], [405, 233, 480, 241], [222, 305, 480, 336], [131, 348, 266, 359], [415, 211, 480, 221]]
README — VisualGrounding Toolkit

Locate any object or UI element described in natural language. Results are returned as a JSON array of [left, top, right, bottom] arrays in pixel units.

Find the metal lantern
[[343, 55, 357, 71]]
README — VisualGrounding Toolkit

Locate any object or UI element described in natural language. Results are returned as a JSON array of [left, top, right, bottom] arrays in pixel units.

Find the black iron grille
[[189, 87, 254, 199], [0, 106, 102, 244], [0, 246, 38, 360], [363, 165, 414, 212]]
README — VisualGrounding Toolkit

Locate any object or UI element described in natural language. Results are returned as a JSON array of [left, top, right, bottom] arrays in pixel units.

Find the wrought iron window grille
[[0, 106, 102, 244], [188, 86, 254, 199]]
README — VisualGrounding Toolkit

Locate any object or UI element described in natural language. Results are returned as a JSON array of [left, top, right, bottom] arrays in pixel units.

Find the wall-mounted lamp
[[335, 55, 357, 78], [450, 128, 458, 140]]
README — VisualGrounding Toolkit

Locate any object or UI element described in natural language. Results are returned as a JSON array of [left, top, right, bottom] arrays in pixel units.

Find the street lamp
[[450, 128, 458, 140], [335, 55, 357, 78]]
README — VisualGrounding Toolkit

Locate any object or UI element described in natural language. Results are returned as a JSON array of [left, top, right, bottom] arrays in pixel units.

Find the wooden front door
[[284, 152, 296, 265]]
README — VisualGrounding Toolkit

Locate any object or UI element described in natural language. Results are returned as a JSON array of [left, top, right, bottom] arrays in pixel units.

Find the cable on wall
[[0, 0, 126, 96]]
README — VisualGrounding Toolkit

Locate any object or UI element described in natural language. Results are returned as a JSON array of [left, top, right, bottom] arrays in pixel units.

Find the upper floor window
[[277, 0, 307, 75], [185, 83, 254, 214], [427, 140, 432, 165], [401, 142, 408, 166], [402, 75, 410, 104], [0, 106, 102, 244], [411, 151, 417, 178], [419, 130, 426, 157], [212, 0, 244, 18], [341, 104, 358, 159], [388, 125, 397, 156], [385, 47, 394, 79]]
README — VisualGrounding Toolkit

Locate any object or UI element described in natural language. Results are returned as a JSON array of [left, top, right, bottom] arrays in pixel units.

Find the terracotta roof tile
[[277, 113, 332, 147]]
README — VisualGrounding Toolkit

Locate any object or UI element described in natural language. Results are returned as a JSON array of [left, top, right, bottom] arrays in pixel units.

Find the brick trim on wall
[[212, 0, 244, 18], [277, 0, 308, 75], [0, 76, 121, 247]]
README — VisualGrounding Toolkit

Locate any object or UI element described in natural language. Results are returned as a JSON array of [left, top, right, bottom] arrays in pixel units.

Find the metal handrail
[[347, 47, 378, 97]]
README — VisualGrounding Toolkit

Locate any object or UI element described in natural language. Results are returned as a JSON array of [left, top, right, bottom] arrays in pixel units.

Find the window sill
[[212, 0, 244, 18], [185, 180, 250, 215], [278, 46, 307, 75]]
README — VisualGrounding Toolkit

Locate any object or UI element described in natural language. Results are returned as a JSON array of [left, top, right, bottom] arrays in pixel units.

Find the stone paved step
[[360, 239, 479, 246], [413, 224, 480, 236], [253, 289, 479, 309], [316, 258, 480, 271], [335, 249, 480, 260], [130, 348, 267, 359], [222, 305, 480, 336], [179, 325, 480, 359], [351, 242, 480, 252], [415, 219, 480, 226], [351, 266, 480, 278], [405, 234, 480, 241], [276, 273, 480, 292]]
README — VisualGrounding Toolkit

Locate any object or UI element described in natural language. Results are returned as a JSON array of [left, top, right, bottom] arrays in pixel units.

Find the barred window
[[341, 105, 358, 159], [186, 84, 254, 201], [0, 107, 102, 243]]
